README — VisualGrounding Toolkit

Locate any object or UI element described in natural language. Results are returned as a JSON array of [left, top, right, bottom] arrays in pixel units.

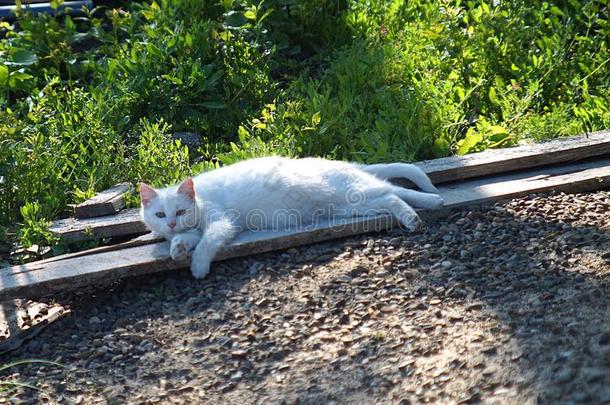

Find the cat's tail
[[361, 163, 438, 193]]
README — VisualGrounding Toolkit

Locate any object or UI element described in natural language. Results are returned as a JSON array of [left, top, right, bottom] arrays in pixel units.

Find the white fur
[[140, 157, 444, 279]]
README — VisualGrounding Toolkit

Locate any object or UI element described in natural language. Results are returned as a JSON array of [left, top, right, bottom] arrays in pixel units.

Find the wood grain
[[50, 207, 145, 243], [415, 130, 610, 184], [74, 183, 133, 219], [0, 300, 70, 354], [4, 156, 610, 300]]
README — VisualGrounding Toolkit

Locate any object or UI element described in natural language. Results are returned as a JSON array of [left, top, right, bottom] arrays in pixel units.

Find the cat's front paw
[[190, 248, 211, 279], [190, 261, 210, 279], [170, 237, 189, 261]]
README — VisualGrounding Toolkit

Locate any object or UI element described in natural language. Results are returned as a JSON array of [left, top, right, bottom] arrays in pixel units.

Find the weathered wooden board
[[0, 300, 70, 354], [50, 207, 145, 243], [33, 233, 162, 266], [437, 156, 610, 207], [49, 131, 610, 244], [3, 156, 610, 300], [74, 183, 133, 219], [415, 130, 610, 184]]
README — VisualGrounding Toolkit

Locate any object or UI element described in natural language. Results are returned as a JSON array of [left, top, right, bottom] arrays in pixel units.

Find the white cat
[[140, 156, 443, 279]]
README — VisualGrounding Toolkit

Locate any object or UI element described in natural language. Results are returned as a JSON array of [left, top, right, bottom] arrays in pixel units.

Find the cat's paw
[[399, 214, 421, 232], [190, 261, 210, 279], [425, 194, 445, 209], [190, 248, 211, 279], [170, 237, 190, 261]]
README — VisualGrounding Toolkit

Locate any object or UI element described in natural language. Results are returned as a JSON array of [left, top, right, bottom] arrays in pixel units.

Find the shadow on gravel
[[4, 193, 610, 404], [411, 197, 610, 404]]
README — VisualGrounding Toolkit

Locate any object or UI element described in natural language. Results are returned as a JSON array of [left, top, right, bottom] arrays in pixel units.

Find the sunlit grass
[[0, 0, 608, 250]]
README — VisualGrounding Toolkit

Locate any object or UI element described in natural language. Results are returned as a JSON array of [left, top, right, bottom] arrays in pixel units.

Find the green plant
[[0, 359, 64, 395], [0, 0, 608, 256]]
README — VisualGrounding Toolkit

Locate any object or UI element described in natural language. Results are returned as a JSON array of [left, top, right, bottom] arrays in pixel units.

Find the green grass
[[0, 0, 608, 252], [0, 359, 64, 398]]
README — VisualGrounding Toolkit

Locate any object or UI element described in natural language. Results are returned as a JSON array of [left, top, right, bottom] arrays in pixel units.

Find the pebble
[[555, 367, 574, 383], [185, 297, 199, 309], [88, 316, 101, 325]]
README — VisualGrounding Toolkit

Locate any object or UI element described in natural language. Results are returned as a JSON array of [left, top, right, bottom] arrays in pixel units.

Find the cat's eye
[[155, 212, 166, 218], [176, 209, 186, 216]]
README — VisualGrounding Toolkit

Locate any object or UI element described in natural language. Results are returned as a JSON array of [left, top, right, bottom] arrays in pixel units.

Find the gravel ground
[[2, 190, 610, 404]]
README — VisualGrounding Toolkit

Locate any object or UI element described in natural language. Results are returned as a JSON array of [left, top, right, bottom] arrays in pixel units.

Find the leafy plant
[[0, 0, 608, 254]]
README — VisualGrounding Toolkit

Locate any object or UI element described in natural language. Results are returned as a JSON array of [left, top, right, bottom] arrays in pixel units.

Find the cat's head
[[139, 178, 200, 237]]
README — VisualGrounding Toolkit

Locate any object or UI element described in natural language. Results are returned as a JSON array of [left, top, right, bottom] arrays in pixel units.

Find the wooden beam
[[3, 156, 610, 300], [49, 131, 610, 244], [74, 183, 133, 219], [32, 233, 162, 266], [415, 130, 610, 184], [0, 300, 70, 354], [4, 215, 398, 301], [49, 207, 145, 243], [436, 156, 610, 207]]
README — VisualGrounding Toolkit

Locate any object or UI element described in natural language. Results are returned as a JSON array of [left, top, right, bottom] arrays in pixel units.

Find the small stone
[[598, 330, 610, 345], [249, 263, 262, 276], [255, 298, 269, 306], [220, 383, 235, 393], [89, 316, 101, 325], [398, 360, 414, 370], [441, 260, 452, 269], [231, 350, 248, 358], [482, 346, 497, 355], [133, 320, 147, 331], [555, 367, 574, 384], [185, 297, 199, 309], [389, 237, 402, 247]]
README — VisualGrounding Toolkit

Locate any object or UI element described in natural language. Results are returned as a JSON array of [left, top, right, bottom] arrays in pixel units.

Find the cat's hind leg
[[391, 186, 444, 209], [366, 194, 421, 231]]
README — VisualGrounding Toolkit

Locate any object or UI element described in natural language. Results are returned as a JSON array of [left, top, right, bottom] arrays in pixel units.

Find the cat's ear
[[177, 177, 195, 201], [139, 183, 158, 206]]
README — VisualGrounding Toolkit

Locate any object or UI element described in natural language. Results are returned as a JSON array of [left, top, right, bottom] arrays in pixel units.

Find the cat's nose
[[168, 222, 176, 229]]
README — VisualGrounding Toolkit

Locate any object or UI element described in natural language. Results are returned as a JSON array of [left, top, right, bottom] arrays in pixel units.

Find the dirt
[[1, 190, 610, 404]]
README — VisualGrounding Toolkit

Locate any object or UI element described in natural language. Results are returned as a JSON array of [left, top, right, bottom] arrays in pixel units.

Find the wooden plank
[[437, 157, 610, 207], [3, 156, 610, 301], [50, 132, 610, 244], [0, 300, 70, 354], [49, 208, 145, 243], [415, 130, 610, 184], [74, 183, 133, 219], [33, 233, 162, 266]]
